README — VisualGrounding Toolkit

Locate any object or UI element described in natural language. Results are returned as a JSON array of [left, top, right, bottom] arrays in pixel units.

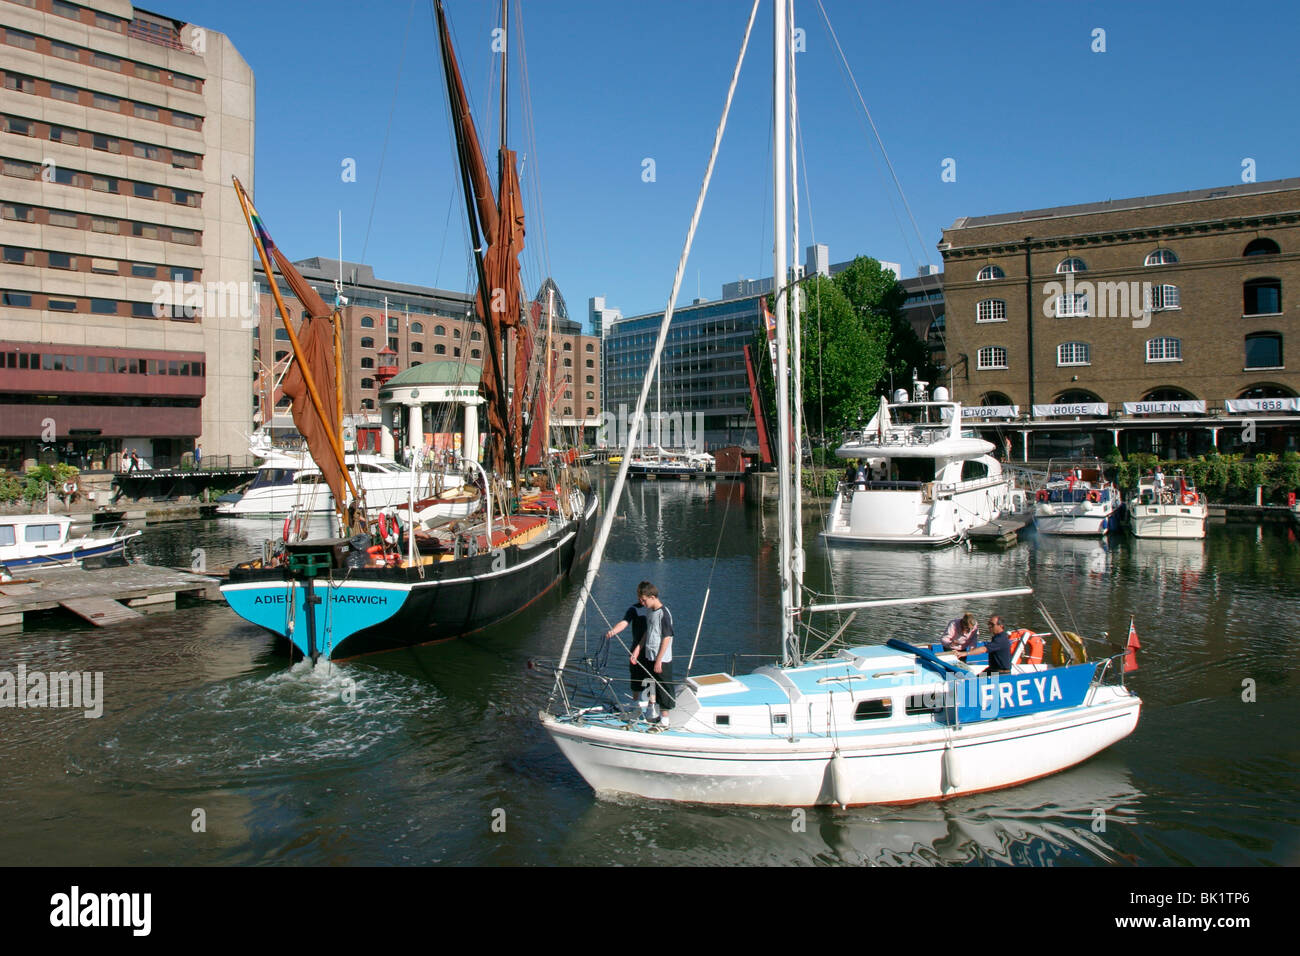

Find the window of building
[[1243, 238, 1280, 256], [586, 391, 595, 400], [434, 343, 446, 355], [585, 343, 594, 351], [51, 41, 79, 60], [172, 112, 200, 130], [91, 298, 116, 315], [977, 346, 1008, 370], [411, 321, 423, 334], [92, 92, 120, 110], [133, 143, 161, 160], [48, 126, 78, 145], [172, 74, 200, 92], [360, 357, 374, 369], [3, 247, 33, 265], [132, 223, 160, 240], [976, 265, 1005, 280], [134, 182, 157, 200], [585, 359, 594, 368], [1056, 257, 1087, 273], [470, 330, 482, 341], [361, 378, 375, 390], [94, 11, 123, 31], [976, 299, 1006, 323], [2, 116, 31, 136], [2, 291, 33, 307], [52, 0, 81, 20], [51, 82, 81, 103], [134, 64, 160, 82], [171, 228, 198, 245], [1244, 332, 1283, 369], [92, 133, 120, 153], [453, 328, 461, 338], [3, 72, 36, 94], [470, 348, 481, 358], [47, 210, 77, 228], [585, 375, 594, 384], [132, 264, 157, 278], [360, 337, 374, 349], [1147, 284, 1180, 311], [1055, 292, 1089, 317], [49, 252, 75, 270], [4, 29, 38, 51], [411, 342, 423, 353], [91, 53, 121, 71], [1144, 248, 1177, 266], [2, 203, 34, 222], [1243, 277, 1282, 316], [49, 299, 77, 312], [131, 302, 157, 318], [453, 347, 461, 357], [274, 328, 290, 341], [1057, 342, 1090, 366], [360, 316, 375, 328], [1146, 337, 1181, 363], [91, 216, 118, 233], [172, 189, 198, 207], [434, 325, 446, 335], [171, 151, 198, 169], [563, 341, 572, 351]]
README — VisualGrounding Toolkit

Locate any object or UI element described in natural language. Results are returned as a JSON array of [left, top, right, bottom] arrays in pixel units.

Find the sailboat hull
[[222, 491, 599, 659], [543, 689, 1139, 806]]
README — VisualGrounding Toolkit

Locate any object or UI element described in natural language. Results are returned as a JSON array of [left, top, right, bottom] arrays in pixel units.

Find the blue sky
[[165, 0, 1300, 325]]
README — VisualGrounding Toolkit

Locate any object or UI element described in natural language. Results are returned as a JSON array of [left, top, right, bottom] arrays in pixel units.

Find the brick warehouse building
[[940, 177, 1300, 460], [0, 0, 254, 471], [254, 261, 602, 447]]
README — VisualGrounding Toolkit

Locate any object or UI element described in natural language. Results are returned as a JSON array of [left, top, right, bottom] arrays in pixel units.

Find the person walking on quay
[[194, 441, 202, 469]]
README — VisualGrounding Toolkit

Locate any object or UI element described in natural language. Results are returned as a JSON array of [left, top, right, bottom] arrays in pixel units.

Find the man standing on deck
[[606, 581, 675, 726]]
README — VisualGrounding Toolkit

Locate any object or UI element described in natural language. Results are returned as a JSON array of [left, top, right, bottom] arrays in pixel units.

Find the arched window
[[1237, 383, 1296, 399], [360, 398, 374, 410], [360, 336, 374, 349], [978, 391, 1013, 406], [434, 324, 446, 335], [360, 378, 374, 390], [585, 342, 594, 352], [1145, 337, 1181, 362], [976, 265, 1005, 280], [411, 341, 423, 353], [470, 348, 481, 358], [1142, 386, 1195, 402], [360, 315, 375, 328], [274, 328, 289, 341], [470, 329, 482, 341], [977, 346, 1007, 370], [586, 391, 595, 400], [411, 321, 423, 334], [1245, 332, 1283, 369], [1146, 284, 1180, 311], [1244, 238, 1280, 256], [563, 341, 573, 351], [1244, 277, 1282, 315], [1056, 257, 1087, 274], [274, 350, 288, 362], [1057, 342, 1090, 366], [434, 343, 447, 355], [586, 375, 594, 384], [976, 299, 1006, 323], [585, 359, 594, 368], [563, 358, 572, 367], [360, 357, 375, 369], [1144, 249, 1178, 266], [1054, 389, 1102, 404], [453, 328, 461, 338]]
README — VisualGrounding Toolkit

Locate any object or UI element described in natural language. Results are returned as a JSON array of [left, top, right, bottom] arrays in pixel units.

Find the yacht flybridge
[[825, 382, 1016, 546]]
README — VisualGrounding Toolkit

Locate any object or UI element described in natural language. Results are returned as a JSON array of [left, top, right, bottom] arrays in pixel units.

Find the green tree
[[832, 257, 935, 397]]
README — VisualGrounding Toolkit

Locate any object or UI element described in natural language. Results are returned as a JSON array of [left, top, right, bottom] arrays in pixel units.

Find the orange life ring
[[1181, 492, 1196, 506], [1087, 490, 1100, 503], [1036, 489, 1049, 502], [377, 511, 389, 539]]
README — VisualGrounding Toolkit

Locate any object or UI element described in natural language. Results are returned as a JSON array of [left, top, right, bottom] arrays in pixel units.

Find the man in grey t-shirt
[[606, 580, 675, 726]]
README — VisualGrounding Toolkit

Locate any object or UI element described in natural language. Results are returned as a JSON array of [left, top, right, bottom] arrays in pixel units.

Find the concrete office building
[[0, 0, 254, 470]]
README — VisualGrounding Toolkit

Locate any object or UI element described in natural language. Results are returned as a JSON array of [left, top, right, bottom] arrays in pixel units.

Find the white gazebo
[[376, 361, 484, 463]]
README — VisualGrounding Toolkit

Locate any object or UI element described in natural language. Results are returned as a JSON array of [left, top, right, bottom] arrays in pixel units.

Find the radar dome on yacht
[[893, 388, 908, 403], [933, 386, 949, 401]]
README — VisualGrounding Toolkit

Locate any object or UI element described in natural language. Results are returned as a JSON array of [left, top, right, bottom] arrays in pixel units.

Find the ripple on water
[[74, 659, 442, 788]]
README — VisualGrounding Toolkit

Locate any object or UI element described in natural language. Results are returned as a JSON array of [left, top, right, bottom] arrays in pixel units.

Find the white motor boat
[[0, 514, 140, 571], [627, 446, 715, 478], [826, 381, 1015, 546], [1126, 473, 1207, 539], [1033, 460, 1121, 536]]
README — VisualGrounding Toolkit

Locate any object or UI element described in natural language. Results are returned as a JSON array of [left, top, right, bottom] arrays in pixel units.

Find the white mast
[[774, 0, 795, 667], [788, 0, 804, 637]]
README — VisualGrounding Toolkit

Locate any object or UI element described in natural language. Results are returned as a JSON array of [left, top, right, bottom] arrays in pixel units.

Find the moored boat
[[0, 514, 139, 571], [1033, 459, 1121, 536], [1126, 471, 1207, 539]]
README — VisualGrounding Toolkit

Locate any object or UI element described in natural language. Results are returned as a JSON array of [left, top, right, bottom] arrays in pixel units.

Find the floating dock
[[0, 563, 221, 630], [965, 512, 1033, 547]]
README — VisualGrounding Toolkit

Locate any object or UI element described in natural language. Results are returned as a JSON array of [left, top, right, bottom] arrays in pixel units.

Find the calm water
[[2, 479, 1297, 866]]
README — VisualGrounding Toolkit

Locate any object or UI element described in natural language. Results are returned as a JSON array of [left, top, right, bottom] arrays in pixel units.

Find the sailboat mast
[[789, 0, 804, 619], [773, 0, 795, 667]]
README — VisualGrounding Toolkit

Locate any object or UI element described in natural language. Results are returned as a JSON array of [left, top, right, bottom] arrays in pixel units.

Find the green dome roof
[[383, 361, 481, 388]]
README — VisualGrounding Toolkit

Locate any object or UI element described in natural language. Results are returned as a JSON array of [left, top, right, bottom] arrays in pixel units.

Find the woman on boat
[[940, 612, 979, 651]]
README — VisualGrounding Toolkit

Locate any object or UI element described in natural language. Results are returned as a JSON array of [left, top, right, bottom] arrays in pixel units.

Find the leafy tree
[[832, 257, 935, 397]]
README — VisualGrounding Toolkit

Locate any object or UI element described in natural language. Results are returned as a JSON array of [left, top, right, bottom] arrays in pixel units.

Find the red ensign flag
[[1124, 617, 1141, 672]]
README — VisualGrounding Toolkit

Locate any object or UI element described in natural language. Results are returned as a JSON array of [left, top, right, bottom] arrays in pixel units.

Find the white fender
[[829, 751, 851, 807], [943, 740, 961, 791]]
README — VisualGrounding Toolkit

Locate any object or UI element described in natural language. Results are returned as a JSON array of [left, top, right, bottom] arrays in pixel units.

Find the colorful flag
[[761, 297, 777, 363], [1123, 617, 1141, 673]]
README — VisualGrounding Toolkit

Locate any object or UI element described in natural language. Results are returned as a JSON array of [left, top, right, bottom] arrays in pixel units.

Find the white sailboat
[[540, 0, 1140, 806]]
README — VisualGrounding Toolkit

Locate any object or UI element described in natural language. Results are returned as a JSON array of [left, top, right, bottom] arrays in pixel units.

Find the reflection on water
[[1, 479, 1297, 865]]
